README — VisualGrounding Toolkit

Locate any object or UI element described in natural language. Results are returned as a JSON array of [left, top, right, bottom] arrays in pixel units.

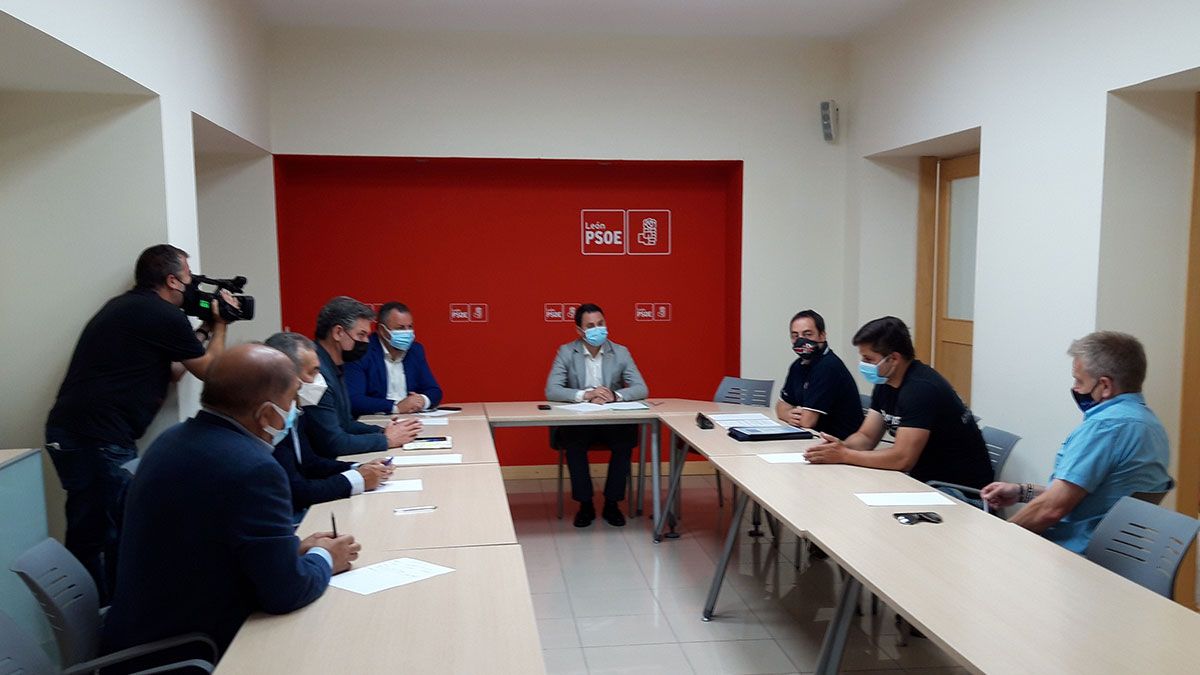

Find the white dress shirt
[[381, 341, 431, 411], [573, 346, 622, 402]]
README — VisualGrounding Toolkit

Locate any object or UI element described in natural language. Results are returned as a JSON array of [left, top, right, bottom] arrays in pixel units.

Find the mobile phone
[[437, 406, 462, 411], [894, 512, 943, 525], [537, 404, 552, 410], [415, 436, 447, 442]]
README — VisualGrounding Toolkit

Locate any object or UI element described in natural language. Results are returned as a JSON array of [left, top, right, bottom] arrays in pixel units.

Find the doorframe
[[1176, 92, 1200, 608], [914, 152, 980, 366]]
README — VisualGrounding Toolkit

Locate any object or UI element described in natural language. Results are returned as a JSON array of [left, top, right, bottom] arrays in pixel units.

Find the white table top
[[217, 544, 545, 675]]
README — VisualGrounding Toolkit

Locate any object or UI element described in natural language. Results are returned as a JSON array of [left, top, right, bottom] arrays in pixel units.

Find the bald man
[[102, 344, 360, 659]]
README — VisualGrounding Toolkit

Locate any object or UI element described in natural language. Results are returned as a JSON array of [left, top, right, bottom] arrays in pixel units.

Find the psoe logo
[[580, 209, 627, 255], [635, 302, 671, 322], [450, 303, 489, 323], [543, 303, 565, 322], [627, 210, 671, 256]]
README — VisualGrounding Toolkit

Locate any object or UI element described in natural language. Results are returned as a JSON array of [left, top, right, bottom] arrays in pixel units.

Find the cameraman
[[44, 244, 235, 601]]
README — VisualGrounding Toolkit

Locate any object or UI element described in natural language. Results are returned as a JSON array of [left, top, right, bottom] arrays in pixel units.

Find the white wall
[[267, 29, 852, 385], [848, 0, 1200, 482], [0, 91, 170, 536], [1096, 88, 1196, 508], [0, 1, 273, 434], [195, 150, 283, 353]]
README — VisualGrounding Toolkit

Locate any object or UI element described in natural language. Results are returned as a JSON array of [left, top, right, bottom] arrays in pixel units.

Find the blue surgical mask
[[583, 326, 608, 347], [858, 355, 891, 385], [387, 328, 415, 351], [263, 401, 298, 446]]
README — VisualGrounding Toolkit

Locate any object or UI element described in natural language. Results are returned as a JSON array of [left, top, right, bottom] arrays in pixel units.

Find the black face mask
[[793, 338, 826, 363], [341, 338, 369, 363], [174, 276, 201, 311]]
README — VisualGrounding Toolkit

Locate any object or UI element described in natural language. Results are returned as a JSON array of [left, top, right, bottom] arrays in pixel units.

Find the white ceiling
[[250, 0, 911, 38]]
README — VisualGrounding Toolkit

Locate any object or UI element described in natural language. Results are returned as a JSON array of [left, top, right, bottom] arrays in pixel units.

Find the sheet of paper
[[386, 454, 463, 466], [329, 557, 455, 595], [708, 413, 776, 429], [855, 492, 955, 507], [419, 410, 459, 417], [731, 422, 796, 433], [414, 417, 449, 426], [758, 452, 810, 464], [368, 478, 423, 494], [603, 401, 651, 410], [554, 402, 605, 412]]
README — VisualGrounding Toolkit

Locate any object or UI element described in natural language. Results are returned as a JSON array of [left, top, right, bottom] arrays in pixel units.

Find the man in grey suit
[[545, 303, 649, 527]]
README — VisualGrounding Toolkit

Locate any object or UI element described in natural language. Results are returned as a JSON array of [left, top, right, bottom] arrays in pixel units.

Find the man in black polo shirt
[[45, 244, 233, 601], [804, 316, 993, 490], [775, 309, 864, 440]]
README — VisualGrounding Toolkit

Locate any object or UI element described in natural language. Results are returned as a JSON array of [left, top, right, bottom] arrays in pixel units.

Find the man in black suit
[[102, 344, 361, 656], [265, 332, 394, 522], [304, 296, 421, 458]]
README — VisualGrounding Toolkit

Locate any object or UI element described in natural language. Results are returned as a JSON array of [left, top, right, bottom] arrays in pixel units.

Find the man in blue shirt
[[345, 302, 444, 416], [982, 331, 1172, 553]]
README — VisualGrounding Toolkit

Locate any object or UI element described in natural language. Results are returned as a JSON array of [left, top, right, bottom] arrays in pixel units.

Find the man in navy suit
[[265, 332, 394, 522], [102, 344, 361, 657], [345, 302, 444, 416], [304, 296, 421, 458]]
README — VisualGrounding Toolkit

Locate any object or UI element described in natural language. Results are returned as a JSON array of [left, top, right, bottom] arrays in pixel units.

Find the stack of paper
[[415, 417, 449, 426], [554, 402, 605, 412], [402, 437, 453, 450], [329, 557, 455, 595]]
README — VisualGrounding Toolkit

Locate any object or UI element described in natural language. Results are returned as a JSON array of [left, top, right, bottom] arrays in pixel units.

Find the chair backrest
[[1084, 496, 1200, 598], [0, 610, 57, 675], [713, 377, 774, 407], [10, 538, 101, 667], [979, 426, 1020, 477]]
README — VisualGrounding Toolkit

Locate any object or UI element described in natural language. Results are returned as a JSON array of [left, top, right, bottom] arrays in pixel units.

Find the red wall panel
[[275, 156, 742, 466]]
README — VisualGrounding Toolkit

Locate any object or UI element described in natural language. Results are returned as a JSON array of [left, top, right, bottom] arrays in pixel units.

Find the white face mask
[[298, 372, 328, 407]]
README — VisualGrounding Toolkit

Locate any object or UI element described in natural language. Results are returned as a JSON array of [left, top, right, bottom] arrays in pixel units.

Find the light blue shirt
[[1043, 393, 1172, 553]]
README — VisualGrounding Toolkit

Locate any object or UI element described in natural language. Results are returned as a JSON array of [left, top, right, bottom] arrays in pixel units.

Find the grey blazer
[[544, 339, 649, 402]]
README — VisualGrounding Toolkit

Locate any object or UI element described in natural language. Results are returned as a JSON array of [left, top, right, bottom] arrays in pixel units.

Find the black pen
[[331, 513, 338, 538]]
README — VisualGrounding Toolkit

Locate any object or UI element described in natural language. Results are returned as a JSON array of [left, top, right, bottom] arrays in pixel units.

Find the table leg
[[651, 419, 661, 530], [813, 574, 863, 675], [748, 503, 765, 537], [653, 437, 686, 542], [702, 491, 750, 621], [636, 424, 647, 516]]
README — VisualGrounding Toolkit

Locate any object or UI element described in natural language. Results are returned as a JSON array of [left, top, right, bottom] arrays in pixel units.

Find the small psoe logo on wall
[[450, 303, 489, 323], [635, 302, 672, 322], [544, 303, 582, 322], [581, 210, 627, 255], [627, 210, 671, 255]]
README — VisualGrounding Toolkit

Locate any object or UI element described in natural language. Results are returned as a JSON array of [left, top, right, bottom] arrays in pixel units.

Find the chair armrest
[[64, 632, 218, 674], [927, 481, 981, 499]]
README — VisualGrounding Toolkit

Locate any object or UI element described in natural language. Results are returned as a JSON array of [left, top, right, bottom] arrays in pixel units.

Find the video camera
[[184, 275, 255, 323]]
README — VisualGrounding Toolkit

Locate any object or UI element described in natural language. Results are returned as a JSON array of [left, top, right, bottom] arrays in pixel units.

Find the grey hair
[[264, 332, 317, 367], [1067, 331, 1147, 393]]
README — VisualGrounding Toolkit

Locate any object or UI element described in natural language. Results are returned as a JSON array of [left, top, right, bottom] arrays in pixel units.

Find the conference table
[[216, 398, 1200, 675]]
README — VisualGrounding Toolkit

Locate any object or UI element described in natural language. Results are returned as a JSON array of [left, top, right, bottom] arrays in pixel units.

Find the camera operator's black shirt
[[869, 360, 993, 489], [47, 288, 206, 448], [779, 348, 865, 440]]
